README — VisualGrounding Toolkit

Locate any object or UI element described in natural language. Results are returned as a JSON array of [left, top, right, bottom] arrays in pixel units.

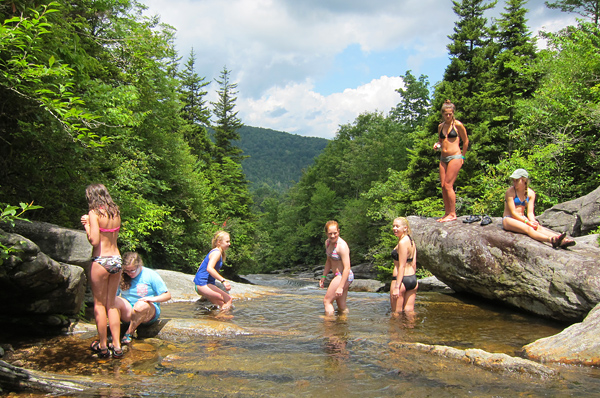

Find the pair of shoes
[[121, 333, 133, 345], [463, 215, 481, 224], [480, 215, 492, 226], [111, 347, 124, 359], [551, 232, 567, 249]]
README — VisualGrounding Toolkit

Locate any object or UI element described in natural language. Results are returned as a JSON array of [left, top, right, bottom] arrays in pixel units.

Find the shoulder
[[505, 186, 514, 196], [337, 238, 349, 252], [527, 188, 536, 198]]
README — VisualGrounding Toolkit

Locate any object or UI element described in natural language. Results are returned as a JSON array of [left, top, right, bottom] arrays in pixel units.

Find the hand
[[530, 220, 539, 230], [223, 281, 231, 291], [335, 287, 343, 297], [80, 214, 89, 226], [392, 289, 400, 298], [433, 142, 441, 151]]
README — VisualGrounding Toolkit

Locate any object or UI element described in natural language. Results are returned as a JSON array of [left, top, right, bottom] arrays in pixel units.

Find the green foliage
[[236, 126, 328, 192], [0, 201, 42, 265], [545, 0, 600, 25]]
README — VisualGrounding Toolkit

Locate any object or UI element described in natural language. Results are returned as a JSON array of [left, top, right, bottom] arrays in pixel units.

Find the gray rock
[[0, 230, 86, 319], [348, 279, 384, 292], [1, 220, 92, 268], [417, 276, 454, 292], [522, 302, 600, 366], [351, 263, 379, 279], [537, 185, 600, 236], [408, 216, 600, 322], [392, 342, 559, 378]]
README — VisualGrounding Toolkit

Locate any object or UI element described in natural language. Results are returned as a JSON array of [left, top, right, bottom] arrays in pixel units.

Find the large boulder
[[537, 185, 600, 236], [1, 220, 92, 268], [408, 216, 600, 322], [0, 229, 87, 329], [522, 302, 600, 366]]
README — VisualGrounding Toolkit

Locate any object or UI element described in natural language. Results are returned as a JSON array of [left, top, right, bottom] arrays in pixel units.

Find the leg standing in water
[[390, 217, 419, 316]]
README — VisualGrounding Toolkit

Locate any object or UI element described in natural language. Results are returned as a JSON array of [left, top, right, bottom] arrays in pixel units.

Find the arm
[[319, 244, 332, 288], [82, 211, 100, 247], [433, 124, 443, 150], [392, 239, 409, 297], [526, 189, 539, 228], [335, 241, 351, 297], [206, 250, 231, 290], [456, 121, 469, 156], [141, 291, 171, 303]]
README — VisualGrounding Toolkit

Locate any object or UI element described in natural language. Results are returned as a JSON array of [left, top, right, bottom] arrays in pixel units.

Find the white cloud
[[240, 76, 404, 139], [143, 0, 577, 138]]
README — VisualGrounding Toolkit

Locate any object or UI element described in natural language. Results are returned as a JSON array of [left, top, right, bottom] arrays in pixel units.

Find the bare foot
[[438, 215, 457, 222]]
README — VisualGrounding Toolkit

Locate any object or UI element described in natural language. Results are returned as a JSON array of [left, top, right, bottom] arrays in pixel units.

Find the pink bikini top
[[98, 226, 120, 233]]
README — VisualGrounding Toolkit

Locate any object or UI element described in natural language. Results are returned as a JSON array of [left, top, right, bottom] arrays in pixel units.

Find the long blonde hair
[[212, 230, 230, 263]]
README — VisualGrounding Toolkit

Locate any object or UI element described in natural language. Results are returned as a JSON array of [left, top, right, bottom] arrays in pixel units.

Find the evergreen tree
[[178, 48, 213, 165], [211, 66, 243, 162], [482, 0, 538, 156], [545, 0, 600, 25]]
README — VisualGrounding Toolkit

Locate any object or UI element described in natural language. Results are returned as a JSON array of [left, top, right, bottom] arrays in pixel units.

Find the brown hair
[[85, 183, 120, 218], [324, 220, 339, 233], [212, 230, 230, 263], [440, 99, 456, 123], [120, 252, 143, 291]]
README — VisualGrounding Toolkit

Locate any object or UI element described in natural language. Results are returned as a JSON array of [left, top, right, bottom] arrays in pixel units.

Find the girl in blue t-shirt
[[194, 230, 232, 310], [115, 252, 171, 345]]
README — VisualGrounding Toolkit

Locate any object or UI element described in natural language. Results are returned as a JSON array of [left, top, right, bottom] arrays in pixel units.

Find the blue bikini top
[[513, 186, 529, 207]]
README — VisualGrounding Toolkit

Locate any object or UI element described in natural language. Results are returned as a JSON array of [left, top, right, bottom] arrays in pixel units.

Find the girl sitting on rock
[[502, 169, 574, 248]]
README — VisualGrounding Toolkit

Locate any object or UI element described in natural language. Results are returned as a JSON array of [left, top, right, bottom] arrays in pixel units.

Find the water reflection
[[322, 315, 350, 365]]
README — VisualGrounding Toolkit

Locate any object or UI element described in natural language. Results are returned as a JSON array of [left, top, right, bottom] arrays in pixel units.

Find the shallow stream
[[4, 274, 600, 397]]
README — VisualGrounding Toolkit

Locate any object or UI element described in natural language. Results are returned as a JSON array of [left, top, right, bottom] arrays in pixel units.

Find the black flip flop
[[480, 215, 492, 226], [463, 215, 481, 224]]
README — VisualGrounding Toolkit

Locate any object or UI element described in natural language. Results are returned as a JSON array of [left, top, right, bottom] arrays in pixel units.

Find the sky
[[142, 0, 577, 139]]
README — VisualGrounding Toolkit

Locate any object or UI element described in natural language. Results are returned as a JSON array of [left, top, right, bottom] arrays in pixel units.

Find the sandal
[[112, 347, 124, 358], [551, 232, 567, 249], [121, 333, 133, 345], [98, 348, 111, 359], [463, 215, 481, 224], [90, 340, 103, 353], [561, 238, 576, 248], [480, 215, 492, 226]]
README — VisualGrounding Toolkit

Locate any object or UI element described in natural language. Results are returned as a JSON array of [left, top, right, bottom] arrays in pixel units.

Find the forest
[[1, 0, 599, 280]]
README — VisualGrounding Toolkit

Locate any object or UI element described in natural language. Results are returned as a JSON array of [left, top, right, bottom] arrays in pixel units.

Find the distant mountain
[[236, 126, 328, 192]]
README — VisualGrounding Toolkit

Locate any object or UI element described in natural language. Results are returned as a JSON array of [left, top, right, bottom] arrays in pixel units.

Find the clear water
[[6, 274, 600, 397]]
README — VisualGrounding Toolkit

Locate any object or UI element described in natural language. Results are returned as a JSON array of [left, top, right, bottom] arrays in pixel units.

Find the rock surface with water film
[[522, 302, 600, 366], [408, 216, 600, 322]]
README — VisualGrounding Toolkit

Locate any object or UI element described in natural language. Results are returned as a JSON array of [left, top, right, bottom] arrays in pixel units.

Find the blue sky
[[143, 0, 576, 139]]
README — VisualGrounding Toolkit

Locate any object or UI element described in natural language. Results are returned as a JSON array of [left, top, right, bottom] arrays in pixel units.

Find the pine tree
[[178, 48, 213, 165], [211, 66, 244, 162]]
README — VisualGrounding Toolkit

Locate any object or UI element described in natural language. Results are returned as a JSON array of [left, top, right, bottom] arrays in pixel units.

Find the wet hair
[[85, 183, 120, 218], [393, 217, 412, 237], [212, 230, 230, 263], [440, 99, 456, 123], [324, 220, 339, 233], [120, 252, 143, 291]]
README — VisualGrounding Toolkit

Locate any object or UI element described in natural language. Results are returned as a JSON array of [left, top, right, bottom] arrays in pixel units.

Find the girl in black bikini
[[81, 183, 124, 358], [433, 99, 469, 222], [502, 169, 574, 248], [390, 217, 418, 315]]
